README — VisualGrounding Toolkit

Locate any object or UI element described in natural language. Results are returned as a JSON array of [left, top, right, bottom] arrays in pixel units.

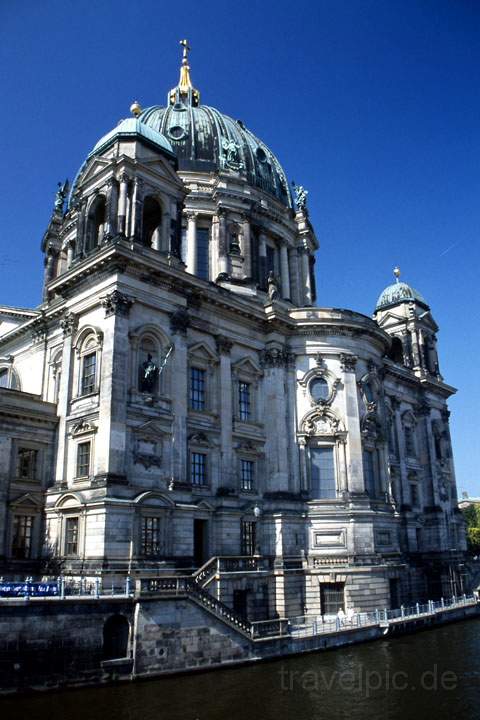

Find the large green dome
[[139, 103, 293, 208]]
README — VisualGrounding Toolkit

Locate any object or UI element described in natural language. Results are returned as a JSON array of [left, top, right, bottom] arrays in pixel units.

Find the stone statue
[[267, 271, 279, 301], [54, 180, 69, 214], [140, 353, 159, 392], [292, 181, 308, 211], [222, 138, 242, 170]]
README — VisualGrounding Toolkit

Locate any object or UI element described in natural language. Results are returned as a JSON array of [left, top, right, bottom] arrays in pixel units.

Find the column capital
[[339, 353, 358, 372], [216, 335, 233, 354], [170, 307, 190, 335], [60, 311, 78, 338], [102, 290, 134, 318]]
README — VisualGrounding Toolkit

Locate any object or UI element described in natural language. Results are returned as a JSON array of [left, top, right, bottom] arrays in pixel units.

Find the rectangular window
[[363, 450, 376, 497], [320, 582, 345, 615], [17, 448, 38, 480], [196, 228, 210, 280], [12, 515, 34, 559], [240, 459, 255, 491], [241, 520, 256, 556], [141, 516, 161, 557], [81, 352, 97, 395], [238, 381, 251, 421], [190, 367, 206, 410], [65, 517, 79, 556], [310, 446, 336, 499], [190, 452, 207, 486], [76, 441, 91, 477], [404, 426, 415, 457]]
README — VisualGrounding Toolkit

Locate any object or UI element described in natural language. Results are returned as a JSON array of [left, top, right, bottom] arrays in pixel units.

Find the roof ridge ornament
[[169, 39, 200, 108], [393, 266, 401, 283]]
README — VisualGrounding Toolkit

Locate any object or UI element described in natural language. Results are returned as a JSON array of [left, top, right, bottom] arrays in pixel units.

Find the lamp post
[[253, 505, 262, 557]]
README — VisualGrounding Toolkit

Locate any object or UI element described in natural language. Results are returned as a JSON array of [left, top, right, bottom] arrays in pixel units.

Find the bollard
[[60, 577, 65, 600], [416, 602, 420, 615]]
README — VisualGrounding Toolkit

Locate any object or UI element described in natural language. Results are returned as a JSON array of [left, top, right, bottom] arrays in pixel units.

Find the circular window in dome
[[256, 147, 267, 164], [309, 377, 330, 403], [168, 125, 187, 141]]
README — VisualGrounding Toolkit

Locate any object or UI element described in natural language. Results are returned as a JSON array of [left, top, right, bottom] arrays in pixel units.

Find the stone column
[[185, 212, 197, 275], [216, 336, 234, 489], [288, 247, 300, 305], [117, 173, 129, 235], [408, 324, 421, 371], [169, 309, 190, 483], [104, 177, 118, 239], [160, 210, 171, 252], [285, 358, 300, 493], [392, 399, 407, 507], [339, 354, 364, 495], [95, 291, 134, 480], [241, 216, 252, 278], [259, 233, 267, 288], [217, 211, 228, 277], [66, 241, 75, 268], [418, 404, 437, 507], [261, 348, 289, 492], [301, 249, 313, 306], [56, 312, 78, 485], [279, 242, 291, 300], [75, 201, 87, 257], [130, 177, 143, 242]]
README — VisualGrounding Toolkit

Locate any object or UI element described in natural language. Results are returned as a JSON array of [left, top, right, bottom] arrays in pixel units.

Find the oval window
[[310, 377, 329, 402]]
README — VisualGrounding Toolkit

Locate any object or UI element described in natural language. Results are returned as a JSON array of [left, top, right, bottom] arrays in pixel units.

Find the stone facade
[[0, 45, 466, 616]]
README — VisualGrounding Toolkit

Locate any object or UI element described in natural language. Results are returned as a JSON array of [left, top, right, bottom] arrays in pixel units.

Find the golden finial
[[130, 100, 142, 118], [393, 266, 401, 282], [169, 39, 200, 106]]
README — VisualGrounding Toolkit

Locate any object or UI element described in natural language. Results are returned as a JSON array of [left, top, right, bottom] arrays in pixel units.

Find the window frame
[[75, 440, 92, 479], [240, 519, 256, 556], [11, 514, 34, 560], [64, 516, 80, 557], [141, 515, 162, 558], [190, 366, 207, 411], [190, 451, 208, 487], [17, 447, 39, 481], [308, 444, 337, 500], [240, 458, 255, 492]]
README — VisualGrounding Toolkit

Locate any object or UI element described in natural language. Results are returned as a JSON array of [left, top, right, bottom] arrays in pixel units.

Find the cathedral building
[[0, 43, 466, 617]]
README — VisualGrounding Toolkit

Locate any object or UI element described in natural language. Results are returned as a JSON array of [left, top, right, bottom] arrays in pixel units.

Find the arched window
[[85, 195, 106, 253], [142, 197, 162, 248], [388, 336, 404, 364], [0, 364, 20, 390], [103, 615, 130, 660], [75, 331, 102, 397]]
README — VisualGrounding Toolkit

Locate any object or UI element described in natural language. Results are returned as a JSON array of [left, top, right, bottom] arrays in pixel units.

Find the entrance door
[[193, 519, 208, 567], [233, 589, 248, 618]]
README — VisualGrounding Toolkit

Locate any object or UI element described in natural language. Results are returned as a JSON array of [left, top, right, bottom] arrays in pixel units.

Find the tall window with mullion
[[65, 517, 79, 556], [241, 520, 256, 556], [310, 446, 336, 499], [76, 441, 91, 478], [240, 459, 255, 491], [196, 228, 210, 280], [190, 452, 207, 486], [141, 516, 161, 557], [238, 381, 251, 421], [81, 352, 97, 395], [190, 367, 206, 410], [12, 515, 34, 559]]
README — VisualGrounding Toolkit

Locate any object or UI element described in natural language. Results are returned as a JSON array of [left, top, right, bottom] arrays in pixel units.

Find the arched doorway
[[103, 614, 130, 660]]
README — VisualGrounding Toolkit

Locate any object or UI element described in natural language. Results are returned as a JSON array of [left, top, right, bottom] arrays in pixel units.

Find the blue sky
[[1, 0, 479, 494]]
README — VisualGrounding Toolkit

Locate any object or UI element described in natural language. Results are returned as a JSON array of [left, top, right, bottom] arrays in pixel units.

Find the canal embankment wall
[[0, 596, 479, 695]]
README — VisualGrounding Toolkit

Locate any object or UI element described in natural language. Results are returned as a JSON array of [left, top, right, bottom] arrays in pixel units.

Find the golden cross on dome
[[180, 39, 190, 62]]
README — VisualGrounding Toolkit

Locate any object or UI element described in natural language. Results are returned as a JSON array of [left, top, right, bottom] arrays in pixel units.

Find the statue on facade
[[222, 138, 243, 170], [267, 271, 279, 301], [140, 353, 159, 392], [54, 179, 69, 214], [292, 181, 308, 211]]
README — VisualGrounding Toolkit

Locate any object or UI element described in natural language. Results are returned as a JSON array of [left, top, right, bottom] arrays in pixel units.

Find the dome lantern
[[169, 39, 200, 108]]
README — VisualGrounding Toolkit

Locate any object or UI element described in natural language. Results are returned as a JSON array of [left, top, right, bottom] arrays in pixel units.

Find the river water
[[2, 619, 480, 720]]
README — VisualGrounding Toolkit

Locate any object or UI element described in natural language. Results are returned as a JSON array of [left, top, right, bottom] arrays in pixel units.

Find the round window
[[256, 147, 267, 163], [168, 125, 187, 140], [309, 377, 329, 402]]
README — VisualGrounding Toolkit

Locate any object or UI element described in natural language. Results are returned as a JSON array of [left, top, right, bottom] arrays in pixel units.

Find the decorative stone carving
[[339, 353, 358, 372], [267, 271, 279, 301], [303, 408, 342, 436], [31, 316, 48, 344], [69, 419, 97, 437], [292, 182, 308, 211], [60, 311, 78, 338], [260, 347, 294, 368], [170, 308, 190, 335], [102, 290, 134, 318], [216, 335, 233, 354]]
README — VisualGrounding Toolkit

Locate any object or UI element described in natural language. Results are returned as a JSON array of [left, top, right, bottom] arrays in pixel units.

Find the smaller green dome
[[376, 280, 428, 310], [89, 118, 174, 158]]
